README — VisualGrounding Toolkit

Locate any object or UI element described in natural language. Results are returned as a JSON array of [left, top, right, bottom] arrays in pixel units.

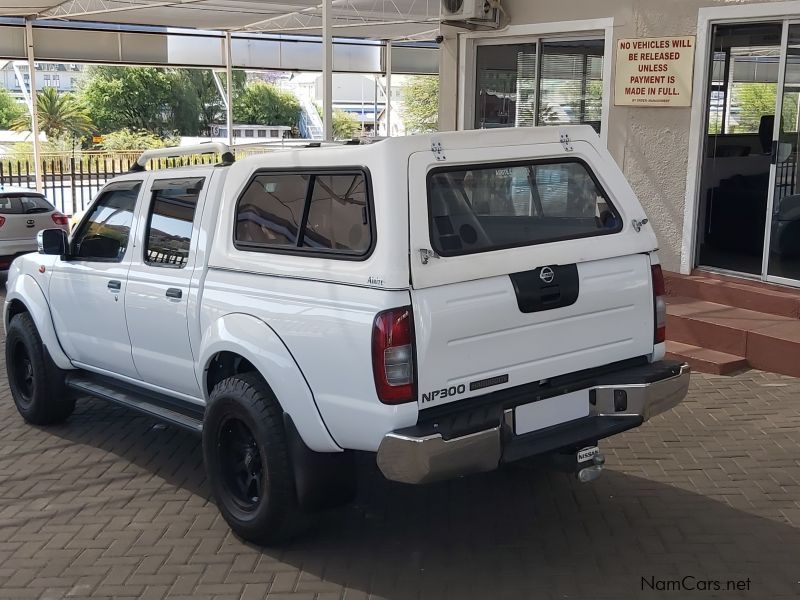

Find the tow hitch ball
[[576, 446, 605, 483]]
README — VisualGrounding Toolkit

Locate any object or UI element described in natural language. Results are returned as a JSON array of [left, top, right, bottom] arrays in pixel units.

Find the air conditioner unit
[[440, 0, 496, 23]]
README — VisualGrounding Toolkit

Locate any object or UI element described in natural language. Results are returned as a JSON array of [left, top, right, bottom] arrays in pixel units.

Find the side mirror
[[37, 228, 69, 256]]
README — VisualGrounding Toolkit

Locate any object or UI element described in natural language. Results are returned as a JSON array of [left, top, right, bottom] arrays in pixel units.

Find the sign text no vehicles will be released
[[614, 36, 696, 107]]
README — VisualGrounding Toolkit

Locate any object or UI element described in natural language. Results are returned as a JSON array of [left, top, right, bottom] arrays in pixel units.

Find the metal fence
[[0, 152, 221, 215], [0, 140, 360, 215]]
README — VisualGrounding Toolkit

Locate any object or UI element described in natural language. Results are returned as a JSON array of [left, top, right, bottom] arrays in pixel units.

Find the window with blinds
[[474, 38, 605, 133], [515, 50, 538, 128], [475, 44, 536, 129], [537, 40, 604, 132]]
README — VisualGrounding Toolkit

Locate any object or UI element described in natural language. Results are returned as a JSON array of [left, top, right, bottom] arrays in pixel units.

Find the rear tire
[[203, 372, 304, 544], [6, 312, 74, 425]]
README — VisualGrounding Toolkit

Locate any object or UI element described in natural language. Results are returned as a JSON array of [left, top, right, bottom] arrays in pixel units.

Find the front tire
[[202, 372, 302, 544], [6, 312, 74, 425]]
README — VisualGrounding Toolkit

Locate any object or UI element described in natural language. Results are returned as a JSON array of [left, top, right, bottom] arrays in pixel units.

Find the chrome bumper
[[377, 363, 691, 485]]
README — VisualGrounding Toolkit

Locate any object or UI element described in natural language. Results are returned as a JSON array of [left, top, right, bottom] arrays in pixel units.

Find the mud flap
[[284, 415, 357, 511]]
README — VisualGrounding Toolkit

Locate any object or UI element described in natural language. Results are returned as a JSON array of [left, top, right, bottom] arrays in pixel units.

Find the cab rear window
[[427, 159, 622, 257], [0, 194, 53, 214]]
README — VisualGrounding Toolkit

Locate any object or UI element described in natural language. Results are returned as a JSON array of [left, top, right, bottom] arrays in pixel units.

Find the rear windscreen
[[427, 159, 622, 256], [0, 194, 54, 215]]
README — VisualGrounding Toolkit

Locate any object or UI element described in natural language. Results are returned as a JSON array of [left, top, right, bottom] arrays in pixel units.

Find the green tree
[[177, 69, 246, 133], [0, 88, 24, 129], [233, 81, 300, 127], [98, 128, 178, 151], [332, 110, 360, 140], [400, 76, 439, 134], [11, 87, 92, 139], [79, 66, 250, 136], [730, 83, 797, 134], [313, 103, 361, 140], [79, 66, 198, 134]]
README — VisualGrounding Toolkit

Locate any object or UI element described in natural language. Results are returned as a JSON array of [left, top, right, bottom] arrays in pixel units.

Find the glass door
[[766, 22, 800, 285], [697, 23, 783, 277]]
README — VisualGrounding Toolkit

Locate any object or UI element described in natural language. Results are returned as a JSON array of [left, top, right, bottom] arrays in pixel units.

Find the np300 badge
[[421, 384, 466, 403]]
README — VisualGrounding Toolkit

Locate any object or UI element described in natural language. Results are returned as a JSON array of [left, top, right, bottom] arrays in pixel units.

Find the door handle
[[107, 280, 121, 292], [166, 287, 183, 299]]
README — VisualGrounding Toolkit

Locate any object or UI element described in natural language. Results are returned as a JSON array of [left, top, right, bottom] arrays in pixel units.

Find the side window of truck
[[72, 181, 142, 262], [144, 177, 205, 268], [302, 174, 370, 253], [234, 170, 373, 258], [235, 174, 309, 247], [427, 159, 621, 256]]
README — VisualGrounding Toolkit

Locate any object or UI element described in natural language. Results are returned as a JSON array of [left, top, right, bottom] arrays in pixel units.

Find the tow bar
[[544, 444, 605, 482], [577, 451, 605, 483]]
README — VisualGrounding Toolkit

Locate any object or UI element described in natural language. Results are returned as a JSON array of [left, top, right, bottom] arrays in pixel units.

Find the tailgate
[[0, 194, 54, 241], [408, 136, 658, 409]]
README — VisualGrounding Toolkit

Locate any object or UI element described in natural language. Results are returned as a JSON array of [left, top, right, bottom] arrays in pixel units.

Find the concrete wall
[[440, 0, 779, 272]]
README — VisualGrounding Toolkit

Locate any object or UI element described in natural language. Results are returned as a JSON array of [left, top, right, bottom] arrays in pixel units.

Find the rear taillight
[[652, 264, 666, 344], [0, 216, 5, 227], [51, 212, 69, 226], [372, 306, 416, 404]]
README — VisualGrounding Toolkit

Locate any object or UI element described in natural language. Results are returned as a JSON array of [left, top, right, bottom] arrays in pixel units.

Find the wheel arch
[[4, 274, 73, 370], [198, 313, 341, 453]]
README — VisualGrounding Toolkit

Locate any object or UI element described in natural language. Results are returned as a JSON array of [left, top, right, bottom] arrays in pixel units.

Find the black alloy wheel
[[10, 340, 35, 408], [218, 417, 265, 511], [5, 312, 74, 425], [202, 372, 303, 544]]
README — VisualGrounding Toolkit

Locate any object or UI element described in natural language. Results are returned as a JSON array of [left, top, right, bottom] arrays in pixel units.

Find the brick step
[[690, 269, 797, 292], [665, 272, 800, 319], [665, 341, 748, 375], [666, 297, 800, 377]]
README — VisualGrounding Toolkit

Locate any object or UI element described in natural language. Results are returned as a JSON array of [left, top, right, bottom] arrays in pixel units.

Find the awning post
[[322, 0, 333, 141], [225, 32, 234, 148], [385, 40, 392, 137], [25, 18, 42, 193]]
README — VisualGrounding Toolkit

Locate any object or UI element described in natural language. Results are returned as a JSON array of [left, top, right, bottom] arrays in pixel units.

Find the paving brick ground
[[1, 285, 800, 599]]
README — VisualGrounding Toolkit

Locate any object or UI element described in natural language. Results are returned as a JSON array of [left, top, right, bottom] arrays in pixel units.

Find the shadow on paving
[[36, 397, 800, 600]]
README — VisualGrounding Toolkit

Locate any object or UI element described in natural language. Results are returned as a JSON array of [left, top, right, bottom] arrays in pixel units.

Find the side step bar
[[66, 372, 204, 434]]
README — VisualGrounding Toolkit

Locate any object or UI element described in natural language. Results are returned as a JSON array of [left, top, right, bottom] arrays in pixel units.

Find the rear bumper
[[0, 239, 37, 255], [376, 360, 690, 484], [0, 240, 36, 268]]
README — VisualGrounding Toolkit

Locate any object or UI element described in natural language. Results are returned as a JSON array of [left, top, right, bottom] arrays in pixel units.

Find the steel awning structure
[[0, 0, 442, 190], [0, 1, 441, 39]]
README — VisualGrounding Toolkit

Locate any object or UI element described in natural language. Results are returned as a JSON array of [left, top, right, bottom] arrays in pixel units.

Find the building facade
[[281, 72, 408, 136], [0, 62, 82, 99], [438, 0, 800, 289]]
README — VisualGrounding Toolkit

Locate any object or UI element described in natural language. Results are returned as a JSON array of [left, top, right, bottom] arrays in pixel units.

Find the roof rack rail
[[129, 142, 234, 172]]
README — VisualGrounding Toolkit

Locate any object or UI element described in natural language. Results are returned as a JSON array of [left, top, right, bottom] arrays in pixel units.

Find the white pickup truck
[[4, 127, 689, 543]]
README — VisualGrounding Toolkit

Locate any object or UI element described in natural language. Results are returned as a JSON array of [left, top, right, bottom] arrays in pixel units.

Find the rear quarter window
[[233, 169, 374, 259], [427, 159, 622, 256]]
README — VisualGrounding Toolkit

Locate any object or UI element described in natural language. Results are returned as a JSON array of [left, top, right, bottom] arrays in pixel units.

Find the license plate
[[514, 389, 590, 435]]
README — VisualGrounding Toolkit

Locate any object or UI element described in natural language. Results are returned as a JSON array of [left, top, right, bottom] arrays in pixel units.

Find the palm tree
[[12, 87, 93, 140]]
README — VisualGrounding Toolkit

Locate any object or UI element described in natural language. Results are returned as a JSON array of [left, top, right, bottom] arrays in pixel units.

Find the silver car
[[0, 186, 69, 270]]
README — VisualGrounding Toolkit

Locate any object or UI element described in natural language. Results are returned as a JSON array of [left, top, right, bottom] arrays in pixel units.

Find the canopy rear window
[[427, 159, 622, 257]]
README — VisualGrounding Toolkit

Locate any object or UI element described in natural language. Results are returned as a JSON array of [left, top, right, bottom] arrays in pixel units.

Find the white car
[[4, 129, 690, 544], [0, 186, 69, 270]]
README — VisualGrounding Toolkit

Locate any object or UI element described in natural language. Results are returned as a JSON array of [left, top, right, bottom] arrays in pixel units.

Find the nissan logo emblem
[[539, 266, 555, 284]]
